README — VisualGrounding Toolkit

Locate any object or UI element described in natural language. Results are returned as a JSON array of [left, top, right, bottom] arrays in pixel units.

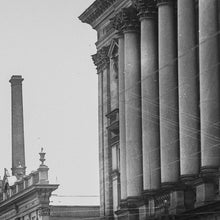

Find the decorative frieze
[[38, 207, 50, 216], [37, 189, 52, 204], [92, 46, 110, 73]]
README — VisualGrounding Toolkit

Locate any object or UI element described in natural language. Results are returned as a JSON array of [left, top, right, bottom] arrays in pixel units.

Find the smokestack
[[9, 75, 26, 176]]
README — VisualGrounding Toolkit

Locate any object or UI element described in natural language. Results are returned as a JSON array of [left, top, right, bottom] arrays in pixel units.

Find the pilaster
[[93, 46, 113, 218], [111, 9, 127, 203]]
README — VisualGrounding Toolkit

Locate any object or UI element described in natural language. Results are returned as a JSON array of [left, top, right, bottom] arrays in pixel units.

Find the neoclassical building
[[0, 76, 100, 220], [79, 0, 220, 219]]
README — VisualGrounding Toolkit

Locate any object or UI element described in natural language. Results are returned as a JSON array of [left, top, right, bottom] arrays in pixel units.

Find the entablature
[[79, 0, 133, 49]]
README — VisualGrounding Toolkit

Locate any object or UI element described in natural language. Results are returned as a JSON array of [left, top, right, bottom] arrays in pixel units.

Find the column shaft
[[199, 0, 220, 170], [118, 35, 127, 200], [103, 67, 113, 216], [124, 29, 143, 197], [98, 72, 105, 216], [178, 0, 200, 178], [140, 14, 160, 190], [158, 1, 179, 184]]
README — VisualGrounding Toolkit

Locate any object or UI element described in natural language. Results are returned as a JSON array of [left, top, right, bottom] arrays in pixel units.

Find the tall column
[[157, 0, 179, 185], [9, 75, 26, 176], [98, 71, 105, 216], [118, 35, 127, 201], [111, 12, 127, 202], [103, 65, 113, 218], [92, 48, 112, 218], [134, 0, 160, 191], [123, 7, 143, 198], [199, 0, 220, 172], [178, 0, 200, 179]]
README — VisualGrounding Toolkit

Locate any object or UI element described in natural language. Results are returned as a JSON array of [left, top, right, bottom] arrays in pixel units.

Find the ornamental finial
[[39, 148, 46, 165]]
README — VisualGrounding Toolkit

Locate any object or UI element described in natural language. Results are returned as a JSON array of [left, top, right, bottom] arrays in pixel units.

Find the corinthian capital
[[121, 7, 139, 32], [92, 46, 110, 73], [132, 0, 157, 18], [110, 11, 124, 34], [111, 7, 139, 33]]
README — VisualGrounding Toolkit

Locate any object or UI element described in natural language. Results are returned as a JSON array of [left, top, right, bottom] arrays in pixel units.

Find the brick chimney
[[9, 75, 26, 176]]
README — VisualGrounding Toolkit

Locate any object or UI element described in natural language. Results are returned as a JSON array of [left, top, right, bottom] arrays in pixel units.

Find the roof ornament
[[39, 148, 46, 166]]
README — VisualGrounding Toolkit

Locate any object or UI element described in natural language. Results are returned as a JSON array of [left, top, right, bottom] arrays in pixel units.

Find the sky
[[0, 0, 99, 205]]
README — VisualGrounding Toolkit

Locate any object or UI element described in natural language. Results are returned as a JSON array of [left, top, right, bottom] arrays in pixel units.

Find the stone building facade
[[79, 0, 220, 219], [0, 76, 100, 220]]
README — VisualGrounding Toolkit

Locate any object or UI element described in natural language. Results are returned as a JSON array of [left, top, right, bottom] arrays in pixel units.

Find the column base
[[154, 182, 194, 216], [194, 167, 219, 207], [116, 208, 139, 220], [143, 189, 159, 217], [103, 216, 114, 220], [181, 174, 198, 184], [194, 182, 217, 207], [116, 196, 143, 220], [169, 189, 195, 214]]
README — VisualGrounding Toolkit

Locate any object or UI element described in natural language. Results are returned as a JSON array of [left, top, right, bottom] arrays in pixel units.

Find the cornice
[[78, 0, 117, 26], [0, 184, 59, 211]]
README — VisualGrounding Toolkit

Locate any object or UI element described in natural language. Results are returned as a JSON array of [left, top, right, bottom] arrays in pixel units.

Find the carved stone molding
[[111, 7, 139, 33], [121, 7, 139, 32], [92, 46, 110, 73], [38, 207, 50, 216], [37, 189, 52, 204], [156, 0, 175, 6], [132, 0, 157, 19], [110, 11, 124, 34], [79, 0, 117, 25]]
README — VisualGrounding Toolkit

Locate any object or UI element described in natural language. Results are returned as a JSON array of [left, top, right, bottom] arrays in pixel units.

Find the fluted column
[[199, 0, 220, 172], [134, 0, 160, 191], [178, 0, 200, 179], [157, 0, 179, 185], [123, 7, 143, 198]]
